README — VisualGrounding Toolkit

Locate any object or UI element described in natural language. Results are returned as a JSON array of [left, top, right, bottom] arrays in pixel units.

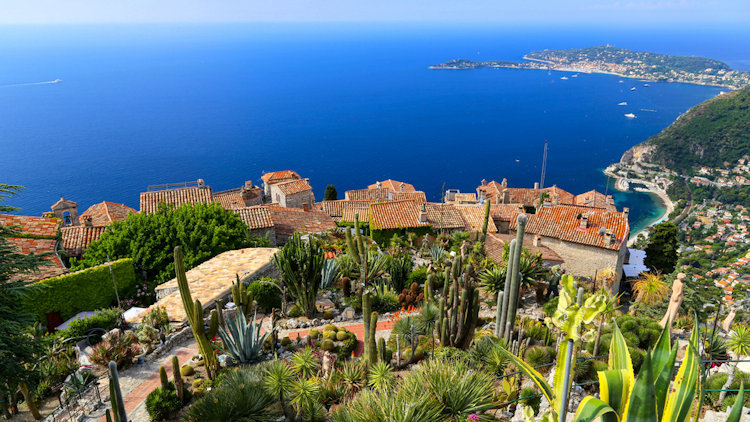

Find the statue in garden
[[659, 272, 686, 328]]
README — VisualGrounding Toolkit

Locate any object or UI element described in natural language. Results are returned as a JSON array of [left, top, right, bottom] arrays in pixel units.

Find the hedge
[[25, 258, 137, 322]]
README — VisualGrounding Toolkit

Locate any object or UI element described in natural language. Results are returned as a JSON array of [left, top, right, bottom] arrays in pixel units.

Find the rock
[[287, 319, 299, 329], [342, 307, 356, 319], [311, 318, 321, 326], [316, 298, 336, 310], [511, 404, 527, 421]]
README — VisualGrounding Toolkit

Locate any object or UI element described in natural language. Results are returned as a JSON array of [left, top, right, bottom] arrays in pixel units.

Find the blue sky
[[2, 0, 748, 24]]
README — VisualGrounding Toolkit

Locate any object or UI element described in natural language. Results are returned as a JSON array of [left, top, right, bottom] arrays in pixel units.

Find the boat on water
[[643, 83, 650, 87], [624, 113, 636, 119], [618, 102, 628, 106], [618, 80, 624, 83], [571, 74, 579, 78], [560, 76, 568, 80], [630, 87, 636, 91]]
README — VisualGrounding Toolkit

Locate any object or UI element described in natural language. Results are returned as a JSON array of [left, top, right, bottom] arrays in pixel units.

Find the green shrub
[[25, 259, 136, 323], [543, 296, 559, 317], [706, 372, 729, 402], [623, 332, 640, 348], [629, 347, 645, 373], [141, 306, 170, 333], [56, 307, 124, 340], [433, 347, 470, 363], [407, 268, 428, 288], [184, 366, 278, 421], [520, 387, 541, 414], [248, 278, 282, 312], [372, 290, 399, 313], [288, 305, 304, 318], [90, 330, 139, 368], [620, 320, 638, 333], [145, 384, 183, 421], [525, 346, 554, 367], [592, 360, 609, 372]]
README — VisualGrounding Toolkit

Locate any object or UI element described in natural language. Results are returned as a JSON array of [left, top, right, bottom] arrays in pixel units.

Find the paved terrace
[[129, 247, 278, 323]]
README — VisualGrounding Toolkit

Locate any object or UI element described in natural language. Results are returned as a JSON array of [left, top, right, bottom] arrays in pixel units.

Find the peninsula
[[431, 45, 750, 89]]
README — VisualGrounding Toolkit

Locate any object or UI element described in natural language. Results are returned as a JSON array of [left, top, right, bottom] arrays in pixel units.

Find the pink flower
[[467, 415, 480, 422]]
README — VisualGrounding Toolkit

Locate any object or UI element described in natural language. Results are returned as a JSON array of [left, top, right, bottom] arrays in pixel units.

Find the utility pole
[[540, 140, 549, 190]]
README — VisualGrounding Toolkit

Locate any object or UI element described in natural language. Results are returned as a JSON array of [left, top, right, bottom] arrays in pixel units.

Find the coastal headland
[[431, 45, 750, 89]]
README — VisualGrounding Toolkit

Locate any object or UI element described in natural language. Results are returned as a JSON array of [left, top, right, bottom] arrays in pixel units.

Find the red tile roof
[[275, 179, 313, 195], [393, 191, 427, 203], [425, 203, 465, 230], [0, 214, 60, 237], [369, 200, 427, 230], [486, 233, 564, 263], [368, 180, 416, 193], [139, 186, 213, 214], [514, 205, 630, 251], [478, 181, 574, 206], [80, 201, 136, 226], [61, 226, 107, 256], [454, 205, 498, 233], [342, 202, 372, 223], [261, 170, 300, 184], [213, 189, 245, 210], [490, 204, 526, 221], [345, 188, 391, 201], [453, 193, 477, 203], [574, 190, 617, 211], [268, 207, 337, 238], [235, 206, 274, 230], [1, 214, 66, 281]]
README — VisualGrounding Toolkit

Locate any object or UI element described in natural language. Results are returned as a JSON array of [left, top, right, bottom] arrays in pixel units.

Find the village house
[[267, 205, 337, 245], [235, 206, 277, 246], [213, 181, 264, 210], [268, 178, 315, 209], [0, 214, 66, 281], [485, 233, 564, 267], [139, 179, 213, 213]]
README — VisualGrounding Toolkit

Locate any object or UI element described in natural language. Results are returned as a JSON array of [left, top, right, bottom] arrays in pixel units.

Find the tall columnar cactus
[[480, 198, 491, 243], [174, 246, 220, 380], [438, 256, 480, 349], [362, 291, 372, 360], [172, 355, 184, 401], [159, 366, 169, 390], [424, 273, 434, 304], [377, 337, 389, 363], [368, 311, 379, 365], [232, 274, 254, 317], [505, 214, 527, 339], [108, 361, 127, 422], [497, 239, 515, 338]]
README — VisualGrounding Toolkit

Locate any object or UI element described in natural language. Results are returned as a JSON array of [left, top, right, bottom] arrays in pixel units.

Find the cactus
[[159, 366, 169, 390], [342, 276, 351, 297], [377, 337, 388, 363], [396, 325, 419, 369], [232, 274, 254, 317], [438, 255, 480, 349], [105, 410, 113, 422], [108, 361, 127, 422], [480, 198, 491, 243], [505, 214, 527, 340], [424, 273, 434, 304], [498, 240, 516, 339], [171, 355, 183, 402], [368, 311, 378, 365], [363, 291, 372, 361], [174, 246, 219, 380]]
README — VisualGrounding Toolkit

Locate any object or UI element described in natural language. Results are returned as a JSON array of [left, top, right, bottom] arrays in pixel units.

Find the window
[[63, 211, 72, 226]]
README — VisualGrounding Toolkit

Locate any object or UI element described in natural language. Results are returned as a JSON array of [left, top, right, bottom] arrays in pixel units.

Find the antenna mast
[[540, 140, 548, 189]]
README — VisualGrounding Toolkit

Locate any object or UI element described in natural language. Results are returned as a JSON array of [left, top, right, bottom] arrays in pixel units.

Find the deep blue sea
[[2, 23, 748, 234]]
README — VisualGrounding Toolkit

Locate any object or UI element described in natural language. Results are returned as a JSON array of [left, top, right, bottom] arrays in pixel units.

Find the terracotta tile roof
[[514, 205, 630, 251], [454, 193, 477, 203], [544, 186, 575, 205], [342, 202, 372, 223], [454, 205, 498, 233], [393, 191, 427, 203], [574, 190, 617, 211], [235, 206, 274, 230], [139, 186, 213, 214], [213, 189, 246, 210], [275, 179, 313, 195], [345, 188, 391, 201], [369, 200, 427, 230], [490, 204, 526, 221], [1, 214, 66, 281], [261, 170, 300, 184], [80, 201, 136, 226], [268, 207, 337, 238], [368, 180, 416, 193], [486, 233, 564, 263], [60, 226, 107, 256], [425, 203, 465, 229], [478, 181, 574, 206]]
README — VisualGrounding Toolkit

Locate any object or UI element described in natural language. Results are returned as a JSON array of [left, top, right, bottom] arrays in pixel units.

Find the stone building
[[0, 214, 66, 281], [261, 170, 301, 197], [139, 180, 213, 213], [268, 179, 315, 209], [235, 206, 277, 246], [214, 182, 264, 210]]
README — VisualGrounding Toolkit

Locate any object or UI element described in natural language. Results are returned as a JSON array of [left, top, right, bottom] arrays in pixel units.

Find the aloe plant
[[216, 308, 275, 364]]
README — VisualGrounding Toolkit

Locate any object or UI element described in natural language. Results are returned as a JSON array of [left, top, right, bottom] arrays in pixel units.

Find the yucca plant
[[274, 233, 325, 317], [290, 347, 321, 379], [263, 360, 295, 420], [478, 266, 505, 293], [718, 324, 750, 404], [368, 361, 395, 390], [338, 360, 367, 398], [632, 272, 669, 306], [331, 386, 442, 422], [216, 308, 274, 364], [290, 377, 325, 422]]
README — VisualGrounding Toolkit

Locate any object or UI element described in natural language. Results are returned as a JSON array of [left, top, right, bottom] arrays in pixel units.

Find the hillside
[[628, 87, 750, 172]]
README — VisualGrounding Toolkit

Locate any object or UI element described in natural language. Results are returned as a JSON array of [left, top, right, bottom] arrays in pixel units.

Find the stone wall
[[539, 236, 626, 293], [251, 227, 277, 247]]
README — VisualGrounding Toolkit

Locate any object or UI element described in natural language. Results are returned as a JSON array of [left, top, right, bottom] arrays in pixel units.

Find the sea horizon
[[1, 23, 747, 235]]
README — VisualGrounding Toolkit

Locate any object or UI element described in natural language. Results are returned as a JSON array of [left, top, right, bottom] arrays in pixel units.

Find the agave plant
[[321, 258, 340, 289], [216, 309, 274, 364], [429, 245, 445, 263]]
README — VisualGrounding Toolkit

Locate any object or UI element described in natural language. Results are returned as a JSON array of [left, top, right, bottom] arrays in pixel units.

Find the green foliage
[[216, 309, 274, 364], [520, 387, 542, 415], [368, 361, 395, 390], [274, 233, 325, 318], [542, 296, 558, 317], [141, 306, 170, 334], [25, 259, 135, 323], [525, 346, 555, 367], [478, 266, 505, 293], [145, 384, 183, 422], [407, 267, 428, 287], [386, 254, 414, 293], [90, 330, 140, 368], [72, 202, 267, 285], [185, 366, 278, 422], [248, 278, 282, 312], [56, 307, 123, 340], [644, 222, 679, 274], [645, 86, 750, 171], [324, 184, 338, 201], [290, 347, 320, 379]]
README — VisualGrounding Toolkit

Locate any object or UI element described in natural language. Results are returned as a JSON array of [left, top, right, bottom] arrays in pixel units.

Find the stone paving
[[129, 248, 278, 324]]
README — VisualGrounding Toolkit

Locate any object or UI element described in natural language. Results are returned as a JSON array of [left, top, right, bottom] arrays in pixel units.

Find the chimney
[[418, 203, 428, 223], [579, 214, 589, 229], [481, 179, 487, 186], [400, 183, 405, 192], [502, 189, 510, 204], [302, 202, 310, 212], [623, 207, 630, 219], [82, 215, 93, 227], [606, 195, 614, 205], [534, 182, 539, 190], [501, 178, 507, 188], [376, 181, 382, 189], [304, 178, 310, 184], [533, 235, 542, 247], [197, 179, 205, 187], [604, 230, 614, 247]]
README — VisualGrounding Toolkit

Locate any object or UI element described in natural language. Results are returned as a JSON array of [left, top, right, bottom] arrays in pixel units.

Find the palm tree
[[719, 324, 750, 404], [632, 272, 670, 306]]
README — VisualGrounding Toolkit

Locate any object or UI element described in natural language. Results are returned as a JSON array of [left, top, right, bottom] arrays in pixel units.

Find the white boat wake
[[0, 79, 61, 88]]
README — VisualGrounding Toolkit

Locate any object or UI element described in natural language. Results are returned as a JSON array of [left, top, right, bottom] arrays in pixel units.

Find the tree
[[324, 184, 337, 201], [0, 185, 43, 420], [72, 202, 268, 286], [644, 222, 679, 273], [719, 324, 750, 404]]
